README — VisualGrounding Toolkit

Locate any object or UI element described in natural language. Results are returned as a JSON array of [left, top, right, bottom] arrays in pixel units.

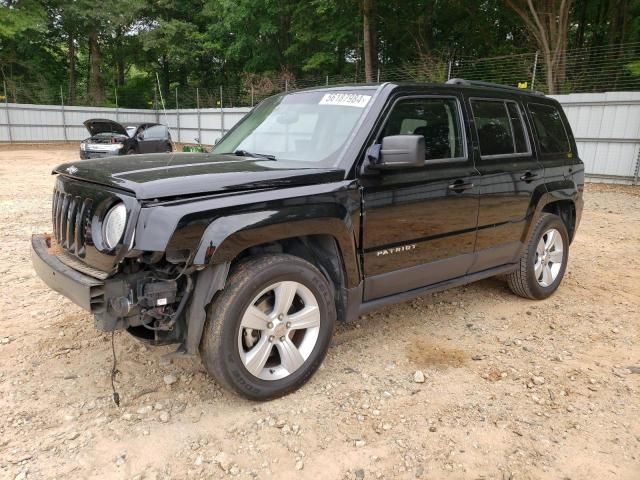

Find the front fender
[[193, 205, 361, 288]]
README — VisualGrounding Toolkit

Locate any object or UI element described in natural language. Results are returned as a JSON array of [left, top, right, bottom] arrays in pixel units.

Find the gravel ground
[[0, 148, 639, 480]]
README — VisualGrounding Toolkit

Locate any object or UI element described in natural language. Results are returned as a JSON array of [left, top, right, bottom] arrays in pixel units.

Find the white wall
[[551, 91, 640, 183], [0, 103, 251, 145], [2, 92, 639, 183]]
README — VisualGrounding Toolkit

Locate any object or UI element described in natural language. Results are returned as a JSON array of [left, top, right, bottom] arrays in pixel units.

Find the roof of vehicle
[[293, 79, 548, 99]]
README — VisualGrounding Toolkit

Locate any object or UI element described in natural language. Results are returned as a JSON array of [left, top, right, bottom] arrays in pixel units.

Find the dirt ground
[[0, 148, 638, 480]]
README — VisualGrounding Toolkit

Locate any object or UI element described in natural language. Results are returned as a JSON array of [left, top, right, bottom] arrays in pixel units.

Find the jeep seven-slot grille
[[52, 188, 93, 258]]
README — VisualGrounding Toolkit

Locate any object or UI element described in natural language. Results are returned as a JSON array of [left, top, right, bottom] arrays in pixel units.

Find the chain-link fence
[[1, 42, 639, 110]]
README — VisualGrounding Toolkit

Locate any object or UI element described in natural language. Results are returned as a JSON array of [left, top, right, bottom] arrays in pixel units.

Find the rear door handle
[[520, 171, 538, 182], [448, 180, 474, 192]]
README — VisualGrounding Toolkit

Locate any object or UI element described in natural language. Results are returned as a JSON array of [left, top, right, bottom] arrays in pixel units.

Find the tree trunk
[[67, 33, 76, 105], [162, 56, 170, 102], [117, 60, 125, 87], [115, 29, 125, 86], [576, 0, 587, 48], [88, 29, 105, 106], [504, 0, 572, 94], [362, 0, 376, 83]]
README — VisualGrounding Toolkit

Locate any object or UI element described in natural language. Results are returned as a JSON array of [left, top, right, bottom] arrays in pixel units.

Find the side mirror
[[367, 135, 425, 170], [137, 133, 145, 141]]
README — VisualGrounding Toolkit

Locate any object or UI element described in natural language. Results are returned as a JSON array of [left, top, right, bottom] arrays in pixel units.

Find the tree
[[362, 0, 376, 82], [505, 0, 573, 93]]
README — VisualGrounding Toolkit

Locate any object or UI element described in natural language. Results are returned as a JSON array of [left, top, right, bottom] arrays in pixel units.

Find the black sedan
[[80, 119, 174, 159]]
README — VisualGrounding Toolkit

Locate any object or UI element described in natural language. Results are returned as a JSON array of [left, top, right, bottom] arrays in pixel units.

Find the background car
[[79, 119, 173, 159]]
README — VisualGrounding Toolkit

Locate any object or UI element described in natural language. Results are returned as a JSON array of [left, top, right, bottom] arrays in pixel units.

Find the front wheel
[[507, 213, 569, 300], [200, 254, 336, 400]]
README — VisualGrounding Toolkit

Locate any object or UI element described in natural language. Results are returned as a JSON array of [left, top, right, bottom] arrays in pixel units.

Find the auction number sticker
[[319, 93, 371, 108]]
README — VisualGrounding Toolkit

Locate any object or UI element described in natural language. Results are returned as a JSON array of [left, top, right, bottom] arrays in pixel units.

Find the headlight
[[102, 203, 127, 249], [80, 143, 86, 151], [106, 143, 124, 150]]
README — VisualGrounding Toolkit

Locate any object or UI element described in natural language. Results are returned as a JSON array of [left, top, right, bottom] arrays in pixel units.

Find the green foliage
[[1, 0, 638, 107]]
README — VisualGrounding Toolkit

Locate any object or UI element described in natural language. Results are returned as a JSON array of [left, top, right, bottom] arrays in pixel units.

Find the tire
[[200, 254, 336, 400], [126, 148, 136, 155], [507, 213, 569, 300]]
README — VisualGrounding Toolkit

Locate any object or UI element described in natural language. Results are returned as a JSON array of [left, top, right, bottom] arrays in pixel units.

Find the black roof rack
[[445, 78, 545, 96]]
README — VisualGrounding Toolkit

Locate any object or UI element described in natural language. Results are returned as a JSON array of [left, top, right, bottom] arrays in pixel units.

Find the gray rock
[[215, 452, 232, 472], [413, 371, 425, 383], [163, 374, 177, 386], [532, 376, 545, 385], [355, 468, 365, 480]]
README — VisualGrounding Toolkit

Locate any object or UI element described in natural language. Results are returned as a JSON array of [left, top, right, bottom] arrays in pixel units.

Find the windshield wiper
[[233, 150, 277, 160]]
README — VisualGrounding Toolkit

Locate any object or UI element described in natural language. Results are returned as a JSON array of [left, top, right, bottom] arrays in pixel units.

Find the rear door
[[467, 95, 545, 272], [360, 93, 480, 300]]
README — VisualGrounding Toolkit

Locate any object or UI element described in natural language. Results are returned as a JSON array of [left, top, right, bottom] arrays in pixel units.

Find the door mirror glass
[[368, 135, 425, 170]]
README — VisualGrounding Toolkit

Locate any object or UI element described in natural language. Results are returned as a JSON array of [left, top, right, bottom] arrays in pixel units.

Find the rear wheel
[[507, 213, 569, 300], [200, 254, 336, 400]]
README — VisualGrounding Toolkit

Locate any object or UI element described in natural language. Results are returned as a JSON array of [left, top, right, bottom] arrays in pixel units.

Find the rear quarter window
[[528, 103, 571, 155]]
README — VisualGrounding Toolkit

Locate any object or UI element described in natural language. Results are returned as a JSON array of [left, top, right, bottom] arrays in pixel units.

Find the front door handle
[[520, 171, 538, 182], [448, 180, 474, 192]]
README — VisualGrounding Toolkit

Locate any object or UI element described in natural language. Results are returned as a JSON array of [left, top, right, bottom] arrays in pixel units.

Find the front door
[[360, 94, 480, 300], [466, 96, 546, 273], [138, 125, 168, 153]]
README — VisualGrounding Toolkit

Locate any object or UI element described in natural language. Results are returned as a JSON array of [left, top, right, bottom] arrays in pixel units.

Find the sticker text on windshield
[[319, 93, 371, 108]]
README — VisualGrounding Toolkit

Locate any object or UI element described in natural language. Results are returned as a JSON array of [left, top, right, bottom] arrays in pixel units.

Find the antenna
[[155, 72, 174, 138]]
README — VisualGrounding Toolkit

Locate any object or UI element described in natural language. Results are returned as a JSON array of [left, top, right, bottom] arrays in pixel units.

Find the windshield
[[212, 89, 375, 165]]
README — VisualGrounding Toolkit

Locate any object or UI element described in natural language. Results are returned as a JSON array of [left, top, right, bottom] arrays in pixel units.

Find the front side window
[[144, 125, 168, 139], [471, 99, 530, 157], [382, 97, 464, 160], [528, 103, 571, 154], [212, 90, 375, 165]]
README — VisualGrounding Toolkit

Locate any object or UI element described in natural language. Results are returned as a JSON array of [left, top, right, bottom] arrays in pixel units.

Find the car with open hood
[[32, 80, 584, 401], [80, 119, 173, 159]]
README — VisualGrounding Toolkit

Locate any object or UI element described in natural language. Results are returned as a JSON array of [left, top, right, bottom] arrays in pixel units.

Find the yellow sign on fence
[[517, 82, 528, 89]]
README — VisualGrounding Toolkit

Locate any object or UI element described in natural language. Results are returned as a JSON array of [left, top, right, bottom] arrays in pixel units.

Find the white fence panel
[[552, 91, 640, 183], [0, 103, 249, 145], [2, 93, 639, 183]]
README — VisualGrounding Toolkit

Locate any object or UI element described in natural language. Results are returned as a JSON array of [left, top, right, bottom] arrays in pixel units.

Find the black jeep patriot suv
[[32, 80, 584, 400]]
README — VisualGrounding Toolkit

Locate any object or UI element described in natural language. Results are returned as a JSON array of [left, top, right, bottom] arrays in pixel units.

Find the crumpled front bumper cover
[[31, 234, 105, 312]]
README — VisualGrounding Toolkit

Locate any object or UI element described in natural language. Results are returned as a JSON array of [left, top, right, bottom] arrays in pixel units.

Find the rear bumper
[[31, 234, 105, 312]]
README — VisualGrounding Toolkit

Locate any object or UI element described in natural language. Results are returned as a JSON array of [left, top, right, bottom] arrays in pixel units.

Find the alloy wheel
[[534, 228, 564, 287], [237, 281, 321, 380]]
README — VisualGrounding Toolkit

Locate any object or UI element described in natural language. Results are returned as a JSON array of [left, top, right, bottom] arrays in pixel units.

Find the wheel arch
[[523, 186, 580, 245], [193, 210, 361, 289]]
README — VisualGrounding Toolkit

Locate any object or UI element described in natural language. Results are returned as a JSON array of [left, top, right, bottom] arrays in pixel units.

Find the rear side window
[[470, 99, 530, 157], [382, 97, 465, 160], [528, 103, 571, 154]]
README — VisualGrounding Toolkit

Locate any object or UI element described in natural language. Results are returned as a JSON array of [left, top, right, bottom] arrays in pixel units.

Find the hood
[[83, 118, 128, 137], [54, 153, 346, 200]]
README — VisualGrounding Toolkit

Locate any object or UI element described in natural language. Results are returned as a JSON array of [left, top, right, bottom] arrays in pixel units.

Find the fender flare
[[192, 208, 361, 288], [522, 185, 580, 244]]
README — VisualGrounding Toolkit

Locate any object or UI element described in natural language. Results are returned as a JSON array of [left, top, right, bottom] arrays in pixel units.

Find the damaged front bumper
[[31, 234, 106, 313]]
